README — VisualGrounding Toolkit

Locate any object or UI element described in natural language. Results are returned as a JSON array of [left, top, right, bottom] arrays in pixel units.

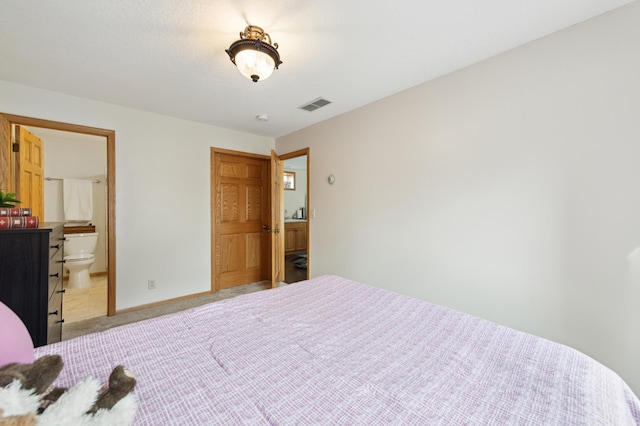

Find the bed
[[35, 275, 640, 425]]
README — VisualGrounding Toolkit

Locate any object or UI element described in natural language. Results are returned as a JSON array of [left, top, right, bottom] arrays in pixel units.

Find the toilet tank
[[64, 232, 99, 256]]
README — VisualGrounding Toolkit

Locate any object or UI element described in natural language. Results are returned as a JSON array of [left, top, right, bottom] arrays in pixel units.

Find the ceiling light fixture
[[226, 25, 282, 83]]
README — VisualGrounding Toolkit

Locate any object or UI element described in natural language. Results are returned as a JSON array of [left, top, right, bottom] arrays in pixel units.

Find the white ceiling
[[0, 0, 633, 138]]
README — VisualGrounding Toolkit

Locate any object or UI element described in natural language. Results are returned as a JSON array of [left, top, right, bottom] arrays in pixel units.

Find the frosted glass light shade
[[235, 49, 276, 82]]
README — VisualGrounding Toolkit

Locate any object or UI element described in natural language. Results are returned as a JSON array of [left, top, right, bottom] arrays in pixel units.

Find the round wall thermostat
[[327, 175, 335, 185]]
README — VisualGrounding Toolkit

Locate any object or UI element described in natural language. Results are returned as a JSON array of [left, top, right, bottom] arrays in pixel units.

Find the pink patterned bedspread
[[36, 275, 640, 425]]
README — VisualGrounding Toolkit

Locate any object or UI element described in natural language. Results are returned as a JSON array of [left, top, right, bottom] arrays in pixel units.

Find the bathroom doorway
[[0, 113, 116, 317], [280, 149, 309, 284], [30, 127, 108, 323]]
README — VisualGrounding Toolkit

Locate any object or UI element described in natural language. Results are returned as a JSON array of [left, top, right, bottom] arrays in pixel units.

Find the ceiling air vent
[[298, 97, 332, 112]]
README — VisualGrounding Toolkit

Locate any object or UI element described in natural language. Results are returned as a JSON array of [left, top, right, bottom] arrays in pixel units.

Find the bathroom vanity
[[285, 220, 307, 253], [0, 223, 65, 346]]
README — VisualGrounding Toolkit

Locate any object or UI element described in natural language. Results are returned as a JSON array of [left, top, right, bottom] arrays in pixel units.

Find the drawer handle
[[50, 272, 59, 278], [50, 244, 60, 249], [56, 289, 66, 294], [56, 319, 65, 324], [49, 310, 59, 316]]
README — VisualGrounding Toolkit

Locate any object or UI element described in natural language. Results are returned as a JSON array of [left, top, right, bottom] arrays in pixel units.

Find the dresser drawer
[[48, 229, 65, 301], [48, 249, 63, 300], [47, 285, 64, 344], [48, 269, 62, 301], [49, 226, 64, 259]]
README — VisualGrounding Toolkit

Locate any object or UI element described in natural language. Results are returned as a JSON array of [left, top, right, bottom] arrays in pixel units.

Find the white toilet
[[64, 232, 99, 289]]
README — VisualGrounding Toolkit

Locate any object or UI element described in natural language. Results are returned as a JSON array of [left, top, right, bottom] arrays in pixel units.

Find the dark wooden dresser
[[0, 223, 65, 347]]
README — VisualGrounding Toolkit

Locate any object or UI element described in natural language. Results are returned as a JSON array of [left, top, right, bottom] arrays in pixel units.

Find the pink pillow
[[0, 302, 34, 367]]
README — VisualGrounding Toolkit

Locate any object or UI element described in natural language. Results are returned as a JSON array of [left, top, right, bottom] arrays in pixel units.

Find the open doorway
[[281, 149, 309, 284], [0, 113, 117, 316], [210, 147, 310, 290], [29, 127, 109, 323]]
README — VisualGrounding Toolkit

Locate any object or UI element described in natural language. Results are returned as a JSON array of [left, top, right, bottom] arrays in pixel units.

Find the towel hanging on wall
[[63, 178, 93, 221]]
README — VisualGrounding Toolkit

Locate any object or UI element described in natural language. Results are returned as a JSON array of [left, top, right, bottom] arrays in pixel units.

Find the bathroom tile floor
[[62, 275, 108, 323]]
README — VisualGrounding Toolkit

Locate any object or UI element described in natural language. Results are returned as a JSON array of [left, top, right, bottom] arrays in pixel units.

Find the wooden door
[[15, 126, 44, 219], [213, 151, 270, 290], [271, 150, 284, 287]]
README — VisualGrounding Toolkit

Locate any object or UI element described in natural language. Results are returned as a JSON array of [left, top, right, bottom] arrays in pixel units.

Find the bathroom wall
[[284, 156, 307, 219], [34, 128, 108, 273]]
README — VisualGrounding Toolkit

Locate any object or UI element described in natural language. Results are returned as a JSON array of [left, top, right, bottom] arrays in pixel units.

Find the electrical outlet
[[147, 280, 156, 290]]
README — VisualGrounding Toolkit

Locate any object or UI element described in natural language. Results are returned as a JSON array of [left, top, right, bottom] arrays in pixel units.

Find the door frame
[[279, 148, 310, 281], [0, 113, 117, 316]]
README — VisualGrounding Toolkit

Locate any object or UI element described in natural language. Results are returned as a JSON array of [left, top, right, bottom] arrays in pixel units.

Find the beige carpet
[[62, 281, 282, 340]]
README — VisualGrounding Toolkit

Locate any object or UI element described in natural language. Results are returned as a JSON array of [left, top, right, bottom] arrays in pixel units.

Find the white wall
[[277, 3, 640, 395], [0, 80, 275, 310], [284, 167, 307, 219]]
